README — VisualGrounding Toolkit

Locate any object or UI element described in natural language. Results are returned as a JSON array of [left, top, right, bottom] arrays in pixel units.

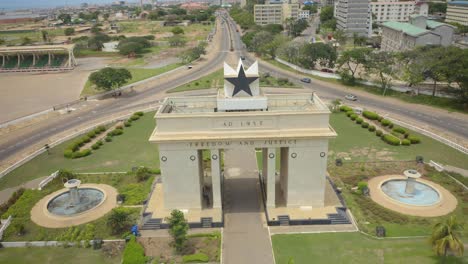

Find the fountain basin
[[47, 188, 105, 216], [381, 179, 440, 206]]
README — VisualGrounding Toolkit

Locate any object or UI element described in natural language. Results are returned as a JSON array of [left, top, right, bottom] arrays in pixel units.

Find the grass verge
[[272, 232, 466, 264]]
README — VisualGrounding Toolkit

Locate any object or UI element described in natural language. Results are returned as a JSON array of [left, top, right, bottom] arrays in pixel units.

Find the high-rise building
[[445, 1, 468, 26], [371, 1, 428, 23], [335, 0, 372, 37], [254, 0, 300, 25]]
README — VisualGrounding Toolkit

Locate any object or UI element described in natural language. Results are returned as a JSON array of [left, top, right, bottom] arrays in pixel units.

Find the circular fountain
[[380, 170, 440, 206], [47, 179, 105, 216], [31, 181, 118, 228]]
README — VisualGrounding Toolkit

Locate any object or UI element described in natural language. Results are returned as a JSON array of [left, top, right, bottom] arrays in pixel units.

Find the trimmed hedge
[[361, 122, 369, 128], [346, 111, 354, 117], [64, 126, 106, 159], [0, 188, 25, 216], [382, 134, 400, 146], [376, 130, 383, 136], [350, 114, 358, 120], [356, 118, 363, 124], [122, 236, 147, 264], [124, 121, 132, 127], [340, 105, 353, 112], [368, 125, 376, 132], [182, 253, 210, 263], [401, 139, 411, 146], [392, 127, 406, 134], [380, 119, 391, 127], [362, 110, 379, 120], [408, 135, 421, 144]]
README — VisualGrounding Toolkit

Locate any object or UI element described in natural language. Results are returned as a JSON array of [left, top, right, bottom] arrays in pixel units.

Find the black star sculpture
[[225, 65, 258, 96]]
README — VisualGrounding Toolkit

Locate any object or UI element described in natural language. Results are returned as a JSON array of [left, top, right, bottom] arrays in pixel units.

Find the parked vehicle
[[320, 68, 334, 73], [187, 65, 193, 69], [345, 94, 358, 101], [300, 78, 311, 83]]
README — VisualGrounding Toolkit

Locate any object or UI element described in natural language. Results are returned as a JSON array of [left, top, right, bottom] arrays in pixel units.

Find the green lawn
[[0, 112, 158, 191], [81, 63, 182, 96], [265, 58, 467, 114], [0, 29, 65, 45], [329, 112, 468, 169], [0, 247, 119, 264], [272, 232, 467, 264]]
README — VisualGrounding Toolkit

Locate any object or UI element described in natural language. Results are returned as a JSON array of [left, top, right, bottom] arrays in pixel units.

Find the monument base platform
[[141, 182, 223, 230]]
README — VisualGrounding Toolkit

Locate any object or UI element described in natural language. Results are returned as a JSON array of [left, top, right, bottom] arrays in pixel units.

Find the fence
[[0, 216, 12, 240], [1, 239, 125, 248], [386, 117, 468, 155], [38, 170, 59, 190]]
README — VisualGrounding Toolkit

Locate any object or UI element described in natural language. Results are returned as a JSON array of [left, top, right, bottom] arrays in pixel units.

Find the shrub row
[[362, 110, 379, 120], [182, 253, 210, 263], [340, 105, 353, 112], [0, 188, 25, 217], [91, 140, 104, 150], [382, 134, 400, 146], [64, 126, 106, 159], [122, 236, 147, 264]]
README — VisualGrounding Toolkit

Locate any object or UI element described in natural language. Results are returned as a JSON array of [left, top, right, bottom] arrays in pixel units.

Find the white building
[[381, 15, 455, 51], [371, 0, 428, 23], [335, 0, 372, 37], [298, 10, 311, 20], [446, 1, 468, 26], [254, 0, 300, 25]]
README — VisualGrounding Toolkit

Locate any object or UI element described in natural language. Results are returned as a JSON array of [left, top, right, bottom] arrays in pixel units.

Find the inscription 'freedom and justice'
[[188, 139, 297, 148]]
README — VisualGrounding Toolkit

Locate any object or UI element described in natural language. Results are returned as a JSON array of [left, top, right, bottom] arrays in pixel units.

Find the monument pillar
[[286, 145, 328, 207], [263, 148, 276, 208], [210, 149, 222, 209], [159, 148, 203, 209]]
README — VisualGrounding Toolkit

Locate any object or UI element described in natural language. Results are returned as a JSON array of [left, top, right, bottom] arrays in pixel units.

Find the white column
[[210, 149, 222, 209], [159, 149, 203, 209], [265, 148, 276, 208]]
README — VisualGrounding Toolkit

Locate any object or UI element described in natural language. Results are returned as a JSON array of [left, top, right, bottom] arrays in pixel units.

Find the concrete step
[[278, 215, 290, 226]]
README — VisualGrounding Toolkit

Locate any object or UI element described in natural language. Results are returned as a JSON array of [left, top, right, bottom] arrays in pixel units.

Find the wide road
[[225, 16, 468, 141]]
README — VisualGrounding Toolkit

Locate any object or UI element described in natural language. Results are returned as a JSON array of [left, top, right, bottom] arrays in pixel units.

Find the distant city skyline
[[0, 0, 138, 10]]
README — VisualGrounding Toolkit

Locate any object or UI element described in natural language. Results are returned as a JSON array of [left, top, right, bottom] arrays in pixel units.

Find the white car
[[345, 94, 357, 101]]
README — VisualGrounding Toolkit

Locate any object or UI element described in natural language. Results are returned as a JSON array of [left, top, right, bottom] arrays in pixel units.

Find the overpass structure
[[0, 44, 76, 72]]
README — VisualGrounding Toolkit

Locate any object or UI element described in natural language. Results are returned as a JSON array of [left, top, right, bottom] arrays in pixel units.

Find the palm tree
[[430, 216, 464, 260]]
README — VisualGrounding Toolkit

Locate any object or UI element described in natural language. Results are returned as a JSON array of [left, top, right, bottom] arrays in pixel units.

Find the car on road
[[320, 68, 334, 73], [345, 94, 357, 101], [300, 78, 311, 83]]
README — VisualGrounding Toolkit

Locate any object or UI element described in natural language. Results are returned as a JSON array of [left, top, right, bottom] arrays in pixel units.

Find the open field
[[81, 63, 183, 96], [0, 247, 119, 264], [0, 112, 158, 191], [272, 232, 467, 264], [0, 28, 65, 45]]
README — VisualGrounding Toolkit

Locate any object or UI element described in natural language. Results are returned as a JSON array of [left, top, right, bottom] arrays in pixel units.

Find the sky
[[0, 0, 136, 10]]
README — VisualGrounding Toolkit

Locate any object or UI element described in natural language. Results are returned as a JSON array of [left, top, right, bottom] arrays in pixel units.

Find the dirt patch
[[102, 241, 125, 259], [138, 235, 220, 263]]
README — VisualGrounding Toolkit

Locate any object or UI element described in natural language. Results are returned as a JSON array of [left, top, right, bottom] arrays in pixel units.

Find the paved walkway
[[222, 149, 275, 264], [0, 176, 47, 204]]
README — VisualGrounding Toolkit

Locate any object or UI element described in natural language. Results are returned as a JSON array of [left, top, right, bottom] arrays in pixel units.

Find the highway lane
[[225, 16, 468, 141], [0, 16, 232, 164]]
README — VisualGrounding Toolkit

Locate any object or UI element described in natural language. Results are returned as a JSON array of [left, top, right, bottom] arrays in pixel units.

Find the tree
[[287, 18, 308, 37], [58, 13, 72, 24], [333, 29, 347, 47], [41, 30, 49, 42], [118, 42, 144, 57], [0, 38, 5, 45], [89, 68, 132, 91], [64, 28, 75, 36], [91, 25, 102, 34], [428, 2, 447, 14], [320, 6, 334, 23], [261, 34, 289, 59], [250, 31, 274, 55], [179, 42, 207, 63], [107, 208, 132, 235], [396, 48, 427, 93], [171, 26, 184, 35], [166, 209, 188, 253], [299, 43, 337, 69], [363, 51, 398, 95], [278, 41, 303, 65], [430, 216, 464, 259], [21, 37, 33, 46], [168, 35, 187, 47], [303, 4, 317, 14], [103, 13, 110, 21], [321, 18, 337, 31], [337, 48, 372, 84], [352, 32, 367, 47]]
